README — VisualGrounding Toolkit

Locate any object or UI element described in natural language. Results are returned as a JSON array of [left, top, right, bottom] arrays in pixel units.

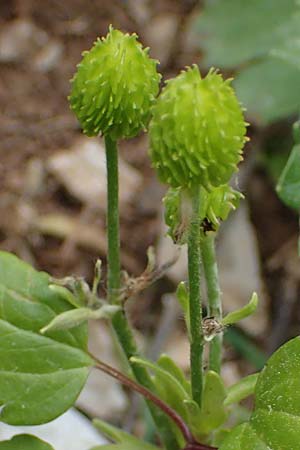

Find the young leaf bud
[[69, 26, 161, 139], [149, 65, 248, 190]]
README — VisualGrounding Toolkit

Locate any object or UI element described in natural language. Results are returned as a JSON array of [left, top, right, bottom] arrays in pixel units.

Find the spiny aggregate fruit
[[69, 26, 161, 140], [149, 65, 248, 190]]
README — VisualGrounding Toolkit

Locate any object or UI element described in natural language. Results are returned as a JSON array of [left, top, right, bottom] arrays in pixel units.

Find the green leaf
[[186, 371, 227, 439], [40, 305, 120, 334], [271, 37, 300, 71], [48, 284, 83, 308], [197, 0, 299, 68], [0, 251, 87, 350], [276, 144, 300, 210], [234, 58, 300, 124], [293, 120, 300, 144], [222, 292, 258, 326], [236, 58, 300, 123], [0, 319, 93, 425], [157, 354, 191, 395], [224, 373, 258, 406], [220, 423, 268, 450], [221, 337, 300, 449], [130, 356, 189, 421], [0, 434, 54, 450], [92, 419, 159, 450]]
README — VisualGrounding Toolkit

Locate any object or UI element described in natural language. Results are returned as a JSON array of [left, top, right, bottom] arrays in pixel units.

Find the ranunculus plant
[[0, 26, 300, 450]]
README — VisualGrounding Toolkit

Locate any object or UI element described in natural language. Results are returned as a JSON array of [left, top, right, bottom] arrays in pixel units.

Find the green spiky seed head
[[149, 65, 248, 189], [69, 26, 161, 139]]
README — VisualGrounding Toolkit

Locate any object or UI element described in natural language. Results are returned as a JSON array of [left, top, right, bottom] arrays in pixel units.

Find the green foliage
[[276, 144, 300, 210], [234, 59, 300, 124], [222, 292, 258, 326], [0, 435, 54, 450], [224, 373, 259, 406], [0, 252, 93, 425], [92, 419, 159, 450], [0, 251, 87, 349], [2, 20, 300, 450], [186, 371, 227, 440], [197, 0, 300, 123], [220, 337, 300, 449], [0, 319, 92, 425], [131, 356, 228, 443], [40, 305, 120, 334], [197, 0, 299, 68], [69, 26, 160, 139], [149, 65, 247, 189], [131, 356, 190, 422]]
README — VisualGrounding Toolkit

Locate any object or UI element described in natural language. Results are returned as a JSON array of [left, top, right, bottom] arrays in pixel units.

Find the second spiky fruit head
[[149, 65, 248, 190], [69, 26, 161, 140]]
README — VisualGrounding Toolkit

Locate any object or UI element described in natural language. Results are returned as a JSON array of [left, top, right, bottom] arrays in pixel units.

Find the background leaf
[[0, 434, 54, 450], [197, 0, 300, 124], [234, 58, 300, 124], [276, 144, 300, 210], [197, 0, 299, 68]]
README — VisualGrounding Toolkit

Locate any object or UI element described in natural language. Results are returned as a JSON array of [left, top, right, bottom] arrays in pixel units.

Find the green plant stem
[[104, 136, 179, 450], [188, 185, 204, 408], [200, 233, 222, 374], [105, 136, 120, 304]]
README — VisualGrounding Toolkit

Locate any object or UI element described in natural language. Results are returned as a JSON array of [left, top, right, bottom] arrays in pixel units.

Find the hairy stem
[[200, 233, 222, 374], [105, 135, 120, 304], [104, 136, 179, 450], [188, 185, 204, 407]]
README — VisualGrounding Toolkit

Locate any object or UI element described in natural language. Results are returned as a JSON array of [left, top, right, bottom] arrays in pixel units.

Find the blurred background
[[0, 0, 299, 431]]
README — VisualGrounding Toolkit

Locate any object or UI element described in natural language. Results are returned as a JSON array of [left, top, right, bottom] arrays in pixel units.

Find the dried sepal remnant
[[149, 65, 248, 190], [69, 26, 161, 139]]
